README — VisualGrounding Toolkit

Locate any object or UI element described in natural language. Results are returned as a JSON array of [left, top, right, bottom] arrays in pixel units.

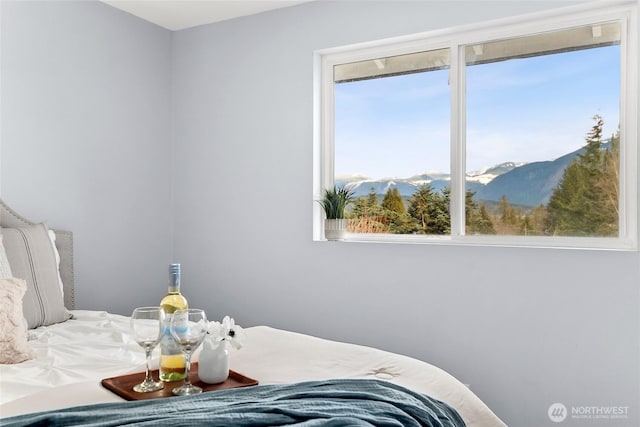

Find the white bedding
[[0, 310, 506, 426]]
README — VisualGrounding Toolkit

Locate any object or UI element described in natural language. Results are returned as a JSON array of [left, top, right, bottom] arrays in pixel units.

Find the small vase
[[198, 336, 229, 384], [324, 218, 347, 241]]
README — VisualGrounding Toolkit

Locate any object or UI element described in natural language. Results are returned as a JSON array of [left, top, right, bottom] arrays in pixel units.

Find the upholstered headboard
[[0, 199, 75, 309]]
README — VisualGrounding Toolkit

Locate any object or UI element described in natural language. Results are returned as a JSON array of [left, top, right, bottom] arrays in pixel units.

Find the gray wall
[[171, 1, 639, 427], [1, 1, 638, 426], [0, 0, 174, 310]]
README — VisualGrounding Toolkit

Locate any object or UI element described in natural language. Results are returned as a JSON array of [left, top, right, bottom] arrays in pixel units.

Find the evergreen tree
[[547, 161, 589, 234], [435, 187, 451, 234], [408, 185, 432, 233], [351, 188, 389, 233], [465, 190, 495, 234], [595, 130, 619, 235], [382, 188, 406, 215], [498, 195, 517, 225], [352, 188, 380, 218], [521, 205, 549, 236], [367, 188, 379, 210], [407, 184, 450, 234], [388, 214, 418, 234], [380, 188, 417, 234], [547, 115, 618, 236], [477, 203, 496, 234]]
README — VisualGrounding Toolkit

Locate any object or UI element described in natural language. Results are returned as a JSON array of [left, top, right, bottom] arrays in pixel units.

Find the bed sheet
[[0, 310, 506, 427]]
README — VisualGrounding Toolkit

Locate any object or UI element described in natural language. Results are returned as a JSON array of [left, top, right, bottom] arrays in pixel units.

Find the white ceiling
[[100, 0, 314, 31]]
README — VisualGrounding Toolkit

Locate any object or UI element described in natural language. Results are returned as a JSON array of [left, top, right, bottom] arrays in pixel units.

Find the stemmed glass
[[130, 306, 165, 393], [169, 308, 208, 396]]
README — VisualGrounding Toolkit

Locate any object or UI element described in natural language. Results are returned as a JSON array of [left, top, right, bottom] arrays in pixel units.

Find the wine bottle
[[159, 263, 188, 382]]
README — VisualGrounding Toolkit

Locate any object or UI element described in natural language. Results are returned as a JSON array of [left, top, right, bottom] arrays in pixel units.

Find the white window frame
[[313, 1, 638, 250]]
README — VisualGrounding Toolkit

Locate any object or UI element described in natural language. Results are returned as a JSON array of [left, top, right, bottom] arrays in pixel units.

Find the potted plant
[[318, 185, 355, 241]]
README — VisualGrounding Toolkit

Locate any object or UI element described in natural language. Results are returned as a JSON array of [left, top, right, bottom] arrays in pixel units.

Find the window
[[313, 2, 638, 250]]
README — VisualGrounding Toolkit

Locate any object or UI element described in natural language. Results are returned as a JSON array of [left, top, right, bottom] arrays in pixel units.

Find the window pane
[[334, 49, 451, 235], [464, 23, 620, 237]]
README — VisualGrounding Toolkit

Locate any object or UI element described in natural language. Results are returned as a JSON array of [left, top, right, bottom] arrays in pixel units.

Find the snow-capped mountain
[[336, 161, 521, 199], [336, 144, 589, 208], [466, 162, 526, 185]]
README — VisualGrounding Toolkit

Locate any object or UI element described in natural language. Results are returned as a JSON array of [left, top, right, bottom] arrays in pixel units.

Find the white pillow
[[1, 224, 71, 329], [0, 277, 34, 364], [0, 234, 13, 279]]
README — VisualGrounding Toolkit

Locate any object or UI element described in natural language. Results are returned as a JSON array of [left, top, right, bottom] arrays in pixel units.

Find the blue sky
[[334, 44, 620, 179]]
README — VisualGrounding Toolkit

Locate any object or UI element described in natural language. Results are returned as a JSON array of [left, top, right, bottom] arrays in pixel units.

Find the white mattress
[[0, 310, 506, 426]]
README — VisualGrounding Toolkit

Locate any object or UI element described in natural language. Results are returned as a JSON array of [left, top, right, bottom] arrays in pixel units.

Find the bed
[[0, 199, 507, 426]]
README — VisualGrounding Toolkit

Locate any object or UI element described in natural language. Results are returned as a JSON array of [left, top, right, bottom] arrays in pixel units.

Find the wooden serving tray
[[101, 363, 258, 401]]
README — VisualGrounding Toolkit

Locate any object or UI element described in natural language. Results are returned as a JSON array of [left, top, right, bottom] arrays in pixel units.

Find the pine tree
[[351, 188, 389, 233], [547, 161, 588, 234], [352, 188, 379, 217], [367, 188, 378, 210], [498, 195, 517, 225], [478, 203, 496, 234], [465, 190, 495, 234], [547, 115, 618, 236], [594, 129, 619, 236], [408, 184, 450, 234], [382, 188, 406, 215], [380, 188, 418, 234], [408, 185, 432, 233], [521, 205, 549, 236]]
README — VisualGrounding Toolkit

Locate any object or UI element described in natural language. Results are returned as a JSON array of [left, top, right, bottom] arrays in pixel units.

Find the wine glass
[[169, 308, 208, 396], [130, 306, 165, 393]]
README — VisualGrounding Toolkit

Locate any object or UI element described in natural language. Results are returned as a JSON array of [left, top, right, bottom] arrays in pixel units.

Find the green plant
[[318, 185, 355, 219]]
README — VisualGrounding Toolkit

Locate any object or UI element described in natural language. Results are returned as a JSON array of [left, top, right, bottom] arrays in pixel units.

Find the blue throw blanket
[[1, 379, 466, 427]]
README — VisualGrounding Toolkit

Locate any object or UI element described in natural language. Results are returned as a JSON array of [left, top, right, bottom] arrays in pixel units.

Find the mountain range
[[336, 144, 599, 208]]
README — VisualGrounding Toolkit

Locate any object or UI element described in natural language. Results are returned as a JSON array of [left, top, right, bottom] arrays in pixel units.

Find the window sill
[[317, 232, 637, 251]]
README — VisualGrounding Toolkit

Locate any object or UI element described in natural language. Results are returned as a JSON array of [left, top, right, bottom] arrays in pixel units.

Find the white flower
[[206, 316, 245, 350], [207, 320, 224, 339], [222, 315, 244, 350]]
